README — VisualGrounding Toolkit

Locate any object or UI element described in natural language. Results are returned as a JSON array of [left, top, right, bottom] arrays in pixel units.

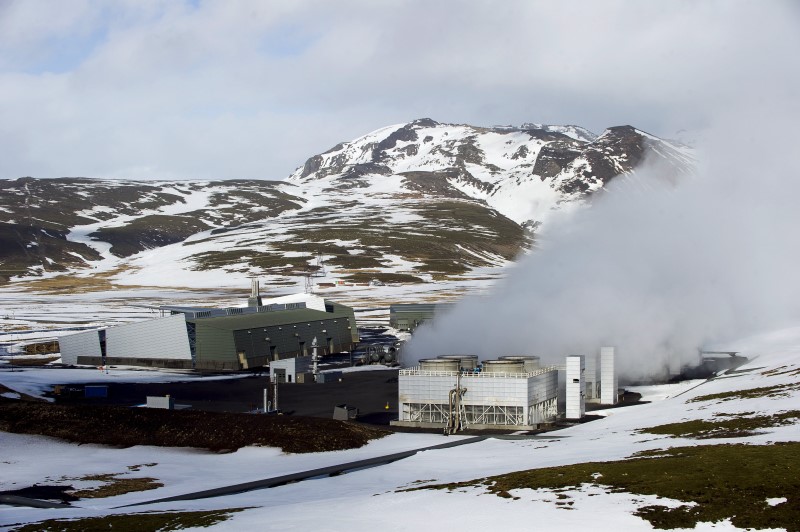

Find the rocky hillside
[[0, 119, 692, 290], [291, 119, 693, 226]]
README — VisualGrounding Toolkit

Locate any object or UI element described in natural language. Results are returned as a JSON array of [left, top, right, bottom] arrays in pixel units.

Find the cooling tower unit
[[419, 358, 461, 372], [437, 354, 479, 371], [565, 355, 585, 420], [600, 346, 618, 405], [499, 355, 541, 372], [481, 359, 525, 374], [395, 358, 559, 430]]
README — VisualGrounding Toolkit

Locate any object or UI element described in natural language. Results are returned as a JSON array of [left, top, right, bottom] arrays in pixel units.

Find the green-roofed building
[[58, 293, 359, 371]]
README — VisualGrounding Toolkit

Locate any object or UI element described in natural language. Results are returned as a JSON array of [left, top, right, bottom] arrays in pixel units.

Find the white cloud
[[0, 0, 798, 180]]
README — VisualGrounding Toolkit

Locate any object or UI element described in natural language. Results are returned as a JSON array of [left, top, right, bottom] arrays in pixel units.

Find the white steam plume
[[405, 106, 800, 380]]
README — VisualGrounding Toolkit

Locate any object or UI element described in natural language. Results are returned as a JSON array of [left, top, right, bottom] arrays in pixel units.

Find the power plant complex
[[55, 279, 621, 433]]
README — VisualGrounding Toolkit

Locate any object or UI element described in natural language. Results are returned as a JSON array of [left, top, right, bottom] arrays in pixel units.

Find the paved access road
[[120, 436, 488, 507]]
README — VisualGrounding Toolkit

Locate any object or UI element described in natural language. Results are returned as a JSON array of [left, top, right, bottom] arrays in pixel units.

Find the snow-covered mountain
[[291, 119, 693, 225], [0, 119, 692, 292]]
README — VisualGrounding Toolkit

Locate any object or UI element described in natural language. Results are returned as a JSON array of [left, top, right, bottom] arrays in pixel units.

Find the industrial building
[[59, 286, 359, 371], [564, 347, 618, 418], [389, 303, 454, 331], [394, 355, 559, 431], [395, 348, 619, 432]]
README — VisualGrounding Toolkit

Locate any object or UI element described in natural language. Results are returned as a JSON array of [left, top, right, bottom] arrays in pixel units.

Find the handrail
[[399, 365, 558, 379]]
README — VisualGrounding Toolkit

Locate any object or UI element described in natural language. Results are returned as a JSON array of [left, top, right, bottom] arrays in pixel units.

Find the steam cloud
[[405, 106, 800, 380]]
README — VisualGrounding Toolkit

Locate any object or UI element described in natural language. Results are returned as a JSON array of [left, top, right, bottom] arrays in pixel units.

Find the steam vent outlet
[[419, 358, 461, 372], [481, 360, 525, 374], [499, 355, 541, 372], [437, 354, 479, 371]]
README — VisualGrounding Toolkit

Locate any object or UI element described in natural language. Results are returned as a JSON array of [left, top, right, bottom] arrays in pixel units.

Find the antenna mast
[[303, 250, 327, 294]]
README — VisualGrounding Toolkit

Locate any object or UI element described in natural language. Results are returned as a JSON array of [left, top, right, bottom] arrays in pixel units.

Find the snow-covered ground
[[2, 325, 799, 530], [625, 379, 706, 402]]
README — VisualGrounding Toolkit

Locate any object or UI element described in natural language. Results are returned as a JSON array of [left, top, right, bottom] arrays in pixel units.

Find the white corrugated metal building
[[58, 328, 105, 363], [59, 313, 197, 369]]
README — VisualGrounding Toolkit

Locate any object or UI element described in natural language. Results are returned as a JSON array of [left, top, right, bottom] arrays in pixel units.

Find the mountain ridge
[[290, 119, 693, 225], [0, 119, 693, 290]]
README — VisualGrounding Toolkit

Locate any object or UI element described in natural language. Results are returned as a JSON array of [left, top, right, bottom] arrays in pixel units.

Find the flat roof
[[161, 302, 307, 319], [183, 304, 355, 331]]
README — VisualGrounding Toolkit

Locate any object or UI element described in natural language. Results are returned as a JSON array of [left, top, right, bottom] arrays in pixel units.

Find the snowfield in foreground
[[1, 326, 799, 530]]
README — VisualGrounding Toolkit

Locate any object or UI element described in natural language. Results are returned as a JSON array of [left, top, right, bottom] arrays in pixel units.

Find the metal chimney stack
[[248, 278, 263, 308], [600, 347, 618, 405]]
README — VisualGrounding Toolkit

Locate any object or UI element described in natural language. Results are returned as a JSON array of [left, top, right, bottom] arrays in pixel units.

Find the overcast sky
[[1, 0, 798, 181]]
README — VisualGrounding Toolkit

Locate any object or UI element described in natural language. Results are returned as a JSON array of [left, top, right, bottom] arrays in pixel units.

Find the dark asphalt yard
[[52, 368, 400, 425]]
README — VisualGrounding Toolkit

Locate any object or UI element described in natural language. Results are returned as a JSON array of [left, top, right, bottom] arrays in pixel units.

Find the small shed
[[270, 356, 312, 383], [146, 395, 175, 409]]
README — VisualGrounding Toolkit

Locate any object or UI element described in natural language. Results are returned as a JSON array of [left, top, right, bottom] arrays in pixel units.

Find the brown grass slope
[[411, 443, 800, 531], [0, 398, 388, 453]]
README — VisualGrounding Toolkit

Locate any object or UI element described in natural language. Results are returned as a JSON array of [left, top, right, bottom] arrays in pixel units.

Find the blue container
[[84, 385, 108, 398]]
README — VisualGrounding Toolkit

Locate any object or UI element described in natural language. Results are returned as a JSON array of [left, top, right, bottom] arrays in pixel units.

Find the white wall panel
[[58, 329, 103, 365], [585, 354, 597, 400], [600, 346, 618, 405], [566, 355, 585, 419], [107, 314, 191, 360]]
